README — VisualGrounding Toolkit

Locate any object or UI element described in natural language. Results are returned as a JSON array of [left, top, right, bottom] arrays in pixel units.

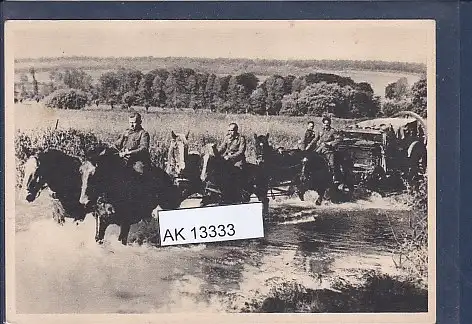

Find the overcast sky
[[7, 20, 434, 63]]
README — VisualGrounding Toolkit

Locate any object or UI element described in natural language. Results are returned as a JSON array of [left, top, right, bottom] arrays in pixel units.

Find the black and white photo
[[5, 20, 435, 323]]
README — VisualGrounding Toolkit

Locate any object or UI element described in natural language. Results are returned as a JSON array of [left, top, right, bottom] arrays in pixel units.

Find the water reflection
[[166, 204, 413, 304]]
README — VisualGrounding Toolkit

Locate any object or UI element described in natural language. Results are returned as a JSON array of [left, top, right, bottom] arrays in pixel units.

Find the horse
[[79, 146, 183, 245], [165, 131, 203, 199], [21, 148, 86, 224], [254, 133, 335, 205], [199, 143, 269, 214]]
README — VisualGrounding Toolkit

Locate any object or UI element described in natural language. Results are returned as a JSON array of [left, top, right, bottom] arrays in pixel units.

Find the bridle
[[255, 140, 269, 165], [167, 139, 188, 177]]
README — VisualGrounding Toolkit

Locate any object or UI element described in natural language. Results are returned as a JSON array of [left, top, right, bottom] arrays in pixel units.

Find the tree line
[[15, 66, 427, 118], [15, 56, 426, 76]]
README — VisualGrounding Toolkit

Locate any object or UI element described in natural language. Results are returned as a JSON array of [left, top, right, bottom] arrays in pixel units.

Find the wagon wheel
[[392, 110, 428, 180]]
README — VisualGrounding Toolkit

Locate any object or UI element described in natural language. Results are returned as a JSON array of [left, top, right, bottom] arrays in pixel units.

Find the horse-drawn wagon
[[335, 111, 427, 190]]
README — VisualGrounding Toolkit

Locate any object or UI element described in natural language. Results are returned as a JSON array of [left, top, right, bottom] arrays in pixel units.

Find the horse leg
[[315, 187, 326, 206], [53, 211, 65, 226], [200, 195, 211, 207], [95, 216, 108, 244], [254, 185, 270, 216], [52, 201, 66, 225], [200, 191, 220, 207], [296, 181, 306, 201], [72, 203, 87, 224], [118, 222, 131, 245], [297, 189, 306, 201], [295, 174, 308, 201], [259, 195, 270, 216]]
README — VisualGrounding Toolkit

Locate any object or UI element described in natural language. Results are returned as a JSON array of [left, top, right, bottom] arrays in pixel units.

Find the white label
[[158, 203, 264, 246]]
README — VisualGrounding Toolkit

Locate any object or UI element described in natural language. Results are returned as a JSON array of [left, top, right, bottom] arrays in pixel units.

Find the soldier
[[218, 122, 247, 169], [305, 116, 340, 182], [217, 122, 249, 199], [302, 121, 317, 150], [113, 112, 151, 176]]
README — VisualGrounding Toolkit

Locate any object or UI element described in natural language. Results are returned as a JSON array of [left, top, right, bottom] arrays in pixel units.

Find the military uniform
[[114, 126, 151, 175], [306, 127, 338, 178], [217, 134, 247, 169], [302, 129, 316, 150], [217, 133, 248, 200]]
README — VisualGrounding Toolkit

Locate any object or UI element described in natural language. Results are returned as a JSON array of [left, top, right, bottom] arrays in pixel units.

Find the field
[[15, 101, 355, 163]]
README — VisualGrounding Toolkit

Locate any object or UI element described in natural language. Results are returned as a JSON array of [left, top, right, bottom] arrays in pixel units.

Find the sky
[[7, 20, 434, 63]]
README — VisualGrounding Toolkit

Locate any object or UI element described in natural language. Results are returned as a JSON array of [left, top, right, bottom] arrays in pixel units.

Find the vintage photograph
[[5, 20, 435, 321]]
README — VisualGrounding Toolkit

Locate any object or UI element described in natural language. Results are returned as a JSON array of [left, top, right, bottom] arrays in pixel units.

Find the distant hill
[[14, 56, 426, 77]]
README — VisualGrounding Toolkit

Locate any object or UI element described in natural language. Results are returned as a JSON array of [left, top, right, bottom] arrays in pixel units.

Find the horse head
[[22, 148, 79, 202], [79, 146, 118, 211], [166, 130, 190, 177], [79, 159, 98, 211], [22, 154, 46, 202], [300, 155, 310, 184], [200, 143, 220, 183], [254, 133, 271, 165]]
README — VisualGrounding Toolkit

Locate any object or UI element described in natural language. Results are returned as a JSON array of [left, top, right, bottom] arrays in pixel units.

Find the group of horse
[[21, 131, 345, 245]]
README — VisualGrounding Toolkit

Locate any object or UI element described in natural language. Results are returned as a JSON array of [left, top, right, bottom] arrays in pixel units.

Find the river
[[13, 191, 427, 314]]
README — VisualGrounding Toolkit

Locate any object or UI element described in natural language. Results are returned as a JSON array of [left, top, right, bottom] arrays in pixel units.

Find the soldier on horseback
[[217, 122, 249, 199], [113, 112, 151, 177], [302, 121, 317, 150], [218, 123, 247, 168], [304, 116, 342, 183]]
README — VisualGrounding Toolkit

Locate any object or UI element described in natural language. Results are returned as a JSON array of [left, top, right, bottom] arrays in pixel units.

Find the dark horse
[[21, 148, 86, 224], [79, 146, 182, 245], [165, 131, 203, 199], [254, 133, 336, 205], [199, 143, 269, 214]]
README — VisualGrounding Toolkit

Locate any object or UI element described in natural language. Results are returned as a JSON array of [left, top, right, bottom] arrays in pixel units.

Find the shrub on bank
[[239, 273, 427, 313], [391, 174, 428, 282], [15, 128, 101, 187], [45, 89, 88, 110]]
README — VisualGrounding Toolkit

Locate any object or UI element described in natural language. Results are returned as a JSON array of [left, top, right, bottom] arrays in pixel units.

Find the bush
[[45, 89, 88, 110], [15, 127, 173, 187], [297, 82, 351, 117], [122, 91, 136, 109], [280, 93, 301, 116], [239, 273, 427, 313], [385, 77, 410, 100], [410, 78, 427, 117], [15, 128, 102, 187], [390, 175, 428, 282], [381, 98, 412, 117]]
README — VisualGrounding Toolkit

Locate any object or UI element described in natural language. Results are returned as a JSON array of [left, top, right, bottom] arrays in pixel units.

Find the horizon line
[[14, 55, 426, 66]]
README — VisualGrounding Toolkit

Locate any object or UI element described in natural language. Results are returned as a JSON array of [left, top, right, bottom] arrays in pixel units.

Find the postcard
[[4, 20, 435, 323]]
